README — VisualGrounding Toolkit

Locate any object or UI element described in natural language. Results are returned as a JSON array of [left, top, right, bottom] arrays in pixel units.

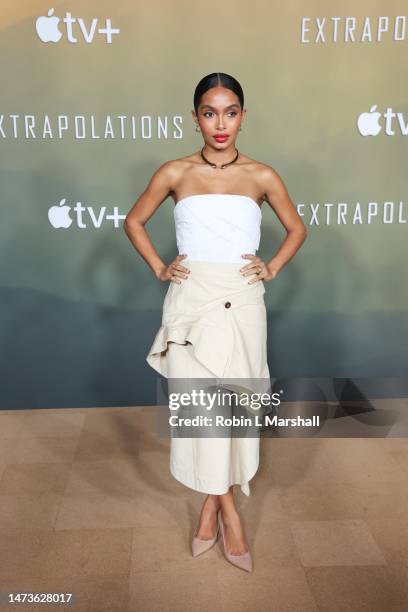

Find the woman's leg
[[167, 340, 251, 552], [195, 486, 249, 554], [218, 486, 249, 555], [194, 494, 220, 540]]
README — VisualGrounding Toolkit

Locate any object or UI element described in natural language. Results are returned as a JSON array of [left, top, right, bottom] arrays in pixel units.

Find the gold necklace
[[200, 146, 239, 169]]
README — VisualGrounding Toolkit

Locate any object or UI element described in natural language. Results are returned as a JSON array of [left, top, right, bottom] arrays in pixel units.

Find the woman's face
[[192, 86, 245, 149]]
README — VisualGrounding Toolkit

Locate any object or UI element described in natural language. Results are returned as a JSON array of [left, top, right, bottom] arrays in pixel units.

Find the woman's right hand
[[156, 254, 190, 284]]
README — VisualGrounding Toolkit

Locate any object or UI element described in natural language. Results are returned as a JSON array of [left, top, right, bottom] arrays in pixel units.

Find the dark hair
[[193, 73, 244, 113]]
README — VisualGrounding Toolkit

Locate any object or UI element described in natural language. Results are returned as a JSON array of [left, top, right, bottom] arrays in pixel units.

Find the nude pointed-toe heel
[[218, 511, 253, 572], [191, 510, 220, 558]]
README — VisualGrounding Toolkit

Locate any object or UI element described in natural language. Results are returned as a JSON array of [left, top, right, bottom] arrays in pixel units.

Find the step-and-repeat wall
[[1, 2, 407, 408]]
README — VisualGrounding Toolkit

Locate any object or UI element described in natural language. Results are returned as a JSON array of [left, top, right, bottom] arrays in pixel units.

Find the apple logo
[[48, 198, 73, 228], [357, 105, 382, 136], [36, 8, 62, 43]]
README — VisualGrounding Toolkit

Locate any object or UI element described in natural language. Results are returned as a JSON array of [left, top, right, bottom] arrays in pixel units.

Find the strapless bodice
[[173, 193, 262, 263]]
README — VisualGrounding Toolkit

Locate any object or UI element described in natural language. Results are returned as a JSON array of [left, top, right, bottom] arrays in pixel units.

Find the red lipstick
[[214, 134, 229, 142]]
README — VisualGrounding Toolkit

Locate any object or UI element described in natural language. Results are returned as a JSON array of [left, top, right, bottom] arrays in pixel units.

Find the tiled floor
[[0, 404, 408, 611]]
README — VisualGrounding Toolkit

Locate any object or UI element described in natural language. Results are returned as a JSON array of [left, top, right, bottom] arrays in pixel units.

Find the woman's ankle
[[220, 506, 240, 523], [205, 494, 220, 509]]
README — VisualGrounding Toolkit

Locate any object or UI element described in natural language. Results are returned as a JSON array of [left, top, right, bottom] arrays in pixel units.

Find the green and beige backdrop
[[0, 2, 407, 408]]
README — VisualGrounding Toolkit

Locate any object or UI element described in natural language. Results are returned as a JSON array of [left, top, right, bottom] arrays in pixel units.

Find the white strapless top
[[173, 193, 262, 263]]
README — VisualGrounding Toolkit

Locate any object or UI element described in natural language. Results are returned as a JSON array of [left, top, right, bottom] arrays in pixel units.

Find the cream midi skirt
[[146, 259, 270, 496]]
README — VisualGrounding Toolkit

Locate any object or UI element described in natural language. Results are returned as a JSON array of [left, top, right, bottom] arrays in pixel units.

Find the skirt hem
[[169, 459, 259, 497]]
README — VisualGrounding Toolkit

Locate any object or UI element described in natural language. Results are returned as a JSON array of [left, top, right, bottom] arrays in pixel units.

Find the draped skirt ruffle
[[146, 260, 269, 381]]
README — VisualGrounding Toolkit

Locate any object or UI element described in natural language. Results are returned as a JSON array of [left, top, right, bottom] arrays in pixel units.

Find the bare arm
[[261, 166, 307, 279], [123, 161, 188, 282]]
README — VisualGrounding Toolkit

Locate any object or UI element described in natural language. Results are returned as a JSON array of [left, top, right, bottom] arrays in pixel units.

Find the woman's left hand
[[240, 254, 278, 283]]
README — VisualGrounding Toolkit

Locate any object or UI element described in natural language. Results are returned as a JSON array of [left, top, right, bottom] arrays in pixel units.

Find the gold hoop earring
[[195, 124, 201, 132]]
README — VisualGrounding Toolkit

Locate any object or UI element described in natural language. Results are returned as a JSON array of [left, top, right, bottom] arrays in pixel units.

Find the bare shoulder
[[236, 154, 287, 202], [247, 156, 286, 188], [124, 158, 183, 224], [152, 158, 184, 182], [157, 154, 198, 183], [243, 158, 305, 233], [144, 157, 190, 195], [254, 161, 290, 203]]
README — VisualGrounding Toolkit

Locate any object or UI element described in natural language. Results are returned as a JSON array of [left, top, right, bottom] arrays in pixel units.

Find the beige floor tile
[[129, 567, 223, 612], [7, 436, 79, 463], [260, 437, 408, 488], [281, 478, 408, 521], [54, 489, 186, 530], [131, 524, 219, 574], [365, 518, 408, 566], [363, 436, 408, 448], [66, 447, 176, 499], [64, 457, 143, 497], [41, 528, 132, 578], [0, 462, 71, 497], [20, 411, 85, 438], [0, 438, 22, 462], [257, 438, 329, 487], [235, 485, 286, 522], [0, 493, 60, 529], [281, 480, 363, 521], [81, 410, 146, 443], [291, 519, 386, 567], [319, 438, 408, 484], [0, 412, 27, 438], [216, 565, 317, 612], [73, 431, 139, 462], [377, 437, 408, 450], [305, 565, 408, 612], [251, 519, 302, 567], [137, 429, 171, 452], [0, 528, 53, 580], [387, 448, 408, 476]]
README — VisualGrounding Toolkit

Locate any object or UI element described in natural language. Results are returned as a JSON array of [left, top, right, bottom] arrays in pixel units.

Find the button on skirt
[[146, 259, 270, 496]]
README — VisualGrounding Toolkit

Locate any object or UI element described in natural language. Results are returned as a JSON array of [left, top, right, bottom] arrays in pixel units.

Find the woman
[[124, 72, 307, 572]]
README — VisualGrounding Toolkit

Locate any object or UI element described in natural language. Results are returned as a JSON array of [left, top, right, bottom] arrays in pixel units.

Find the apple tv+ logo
[[36, 8, 120, 44], [48, 199, 126, 229], [357, 104, 408, 136]]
